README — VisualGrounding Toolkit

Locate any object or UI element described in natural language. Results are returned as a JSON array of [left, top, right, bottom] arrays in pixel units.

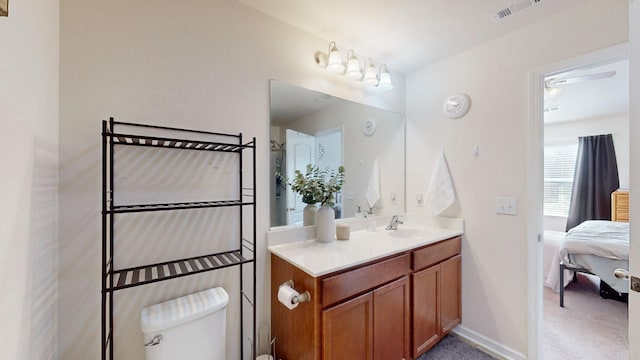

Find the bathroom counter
[[268, 223, 463, 277]]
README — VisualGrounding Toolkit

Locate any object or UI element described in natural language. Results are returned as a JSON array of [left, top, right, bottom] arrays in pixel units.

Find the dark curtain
[[565, 134, 619, 231]]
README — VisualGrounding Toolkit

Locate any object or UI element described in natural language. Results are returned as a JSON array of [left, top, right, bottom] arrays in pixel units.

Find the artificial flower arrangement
[[287, 164, 345, 207]]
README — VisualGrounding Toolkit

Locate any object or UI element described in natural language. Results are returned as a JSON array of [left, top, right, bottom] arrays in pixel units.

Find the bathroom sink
[[386, 228, 430, 239]]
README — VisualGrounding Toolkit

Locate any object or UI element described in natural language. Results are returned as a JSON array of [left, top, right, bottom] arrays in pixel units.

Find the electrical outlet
[[496, 197, 517, 215], [344, 190, 355, 200]]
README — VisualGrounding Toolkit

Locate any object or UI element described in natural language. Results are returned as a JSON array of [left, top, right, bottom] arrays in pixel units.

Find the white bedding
[[559, 220, 629, 261], [557, 220, 630, 293], [543, 230, 573, 291]]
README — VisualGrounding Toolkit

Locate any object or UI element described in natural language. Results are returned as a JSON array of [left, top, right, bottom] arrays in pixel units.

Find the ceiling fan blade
[[546, 70, 616, 86]]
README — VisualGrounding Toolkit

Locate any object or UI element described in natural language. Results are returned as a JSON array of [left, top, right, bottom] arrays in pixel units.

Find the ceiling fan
[[544, 70, 616, 98]]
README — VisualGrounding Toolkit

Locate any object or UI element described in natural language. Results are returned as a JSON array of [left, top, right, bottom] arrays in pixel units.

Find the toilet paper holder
[[280, 280, 311, 304]]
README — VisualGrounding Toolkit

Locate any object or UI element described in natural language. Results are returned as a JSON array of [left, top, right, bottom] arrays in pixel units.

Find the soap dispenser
[[366, 207, 376, 231], [355, 205, 364, 219]]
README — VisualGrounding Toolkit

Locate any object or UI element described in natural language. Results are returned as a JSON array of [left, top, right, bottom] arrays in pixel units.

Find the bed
[[555, 190, 630, 307], [558, 220, 629, 306]]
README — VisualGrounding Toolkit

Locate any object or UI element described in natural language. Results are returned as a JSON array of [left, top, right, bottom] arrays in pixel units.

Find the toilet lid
[[141, 287, 229, 333]]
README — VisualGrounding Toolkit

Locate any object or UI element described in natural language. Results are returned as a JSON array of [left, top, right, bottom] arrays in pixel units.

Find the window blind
[[544, 141, 578, 217]]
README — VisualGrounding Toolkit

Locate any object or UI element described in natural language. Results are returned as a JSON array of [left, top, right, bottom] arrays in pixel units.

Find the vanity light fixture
[[321, 41, 345, 73], [377, 64, 393, 90], [362, 58, 378, 86], [315, 41, 393, 90], [345, 50, 362, 79]]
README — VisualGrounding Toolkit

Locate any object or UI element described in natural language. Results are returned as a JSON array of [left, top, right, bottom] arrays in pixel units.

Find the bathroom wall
[[58, 0, 405, 358], [544, 113, 629, 232], [628, 1, 640, 355], [405, 0, 627, 357], [0, 0, 60, 358]]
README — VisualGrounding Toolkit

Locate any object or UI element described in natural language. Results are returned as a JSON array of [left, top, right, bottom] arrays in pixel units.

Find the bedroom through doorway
[[540, 57, 630, 359]]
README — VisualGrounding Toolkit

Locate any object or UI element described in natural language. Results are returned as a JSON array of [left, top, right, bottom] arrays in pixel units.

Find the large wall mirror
[[270, 80, 405, 228]]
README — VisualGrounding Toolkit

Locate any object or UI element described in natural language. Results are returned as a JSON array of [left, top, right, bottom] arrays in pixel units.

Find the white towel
[[366, 158, 381, 209], [425, 150, 456, 215]]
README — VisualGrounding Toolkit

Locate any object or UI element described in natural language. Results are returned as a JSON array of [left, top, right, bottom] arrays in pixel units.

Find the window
[[544, 141, 578, 217]]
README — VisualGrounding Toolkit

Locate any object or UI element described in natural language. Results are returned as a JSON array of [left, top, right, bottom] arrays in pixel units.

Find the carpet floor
[[417, 334, 496, 360], [543, 274, 628, 359], [416, 274, 627, 359]]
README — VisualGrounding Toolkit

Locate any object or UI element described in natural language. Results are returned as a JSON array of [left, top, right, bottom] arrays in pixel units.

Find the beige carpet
[[543, 274, 628, 359]]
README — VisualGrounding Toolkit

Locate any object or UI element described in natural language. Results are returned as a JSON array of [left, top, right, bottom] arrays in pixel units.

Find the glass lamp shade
[[377, 64, 393, 90], [345, 50, 362, 79], [362, 58, 378, 86], [326, 41, 345, 73]]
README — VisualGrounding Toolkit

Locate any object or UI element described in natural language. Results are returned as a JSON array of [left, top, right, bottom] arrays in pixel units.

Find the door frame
[[526, 42, 629, 360]]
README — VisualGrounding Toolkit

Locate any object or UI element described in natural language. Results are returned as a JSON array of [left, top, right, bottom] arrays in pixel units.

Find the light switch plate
[[496, 197, 517, 215]]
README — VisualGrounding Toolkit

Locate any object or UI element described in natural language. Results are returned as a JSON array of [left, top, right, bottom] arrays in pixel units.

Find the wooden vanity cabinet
[[411, 237, 461, 358], [271, 235, 461, 360], [272, 253, 411, 360], [322, 276, 410, 360]]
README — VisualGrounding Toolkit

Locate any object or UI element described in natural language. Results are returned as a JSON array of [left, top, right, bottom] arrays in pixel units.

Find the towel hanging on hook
[[425, 149, 456, 215], [366, 157, 381, 209]]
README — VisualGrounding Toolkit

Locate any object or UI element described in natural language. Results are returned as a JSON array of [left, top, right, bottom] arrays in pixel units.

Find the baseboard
[[453, 325, 527, 360]]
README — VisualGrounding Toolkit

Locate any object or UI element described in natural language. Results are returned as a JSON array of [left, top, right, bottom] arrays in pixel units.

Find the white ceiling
[[237, 0, 584, 74], [544, 60, 629, 124], [246, 0, 628, 124]]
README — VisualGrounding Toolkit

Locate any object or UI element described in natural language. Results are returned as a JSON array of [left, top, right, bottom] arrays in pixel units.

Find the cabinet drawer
[[322, 254, 410, 307], [412, 237, 461, 271], [615, 196, 629, 207], [615, 209, 629, 221]]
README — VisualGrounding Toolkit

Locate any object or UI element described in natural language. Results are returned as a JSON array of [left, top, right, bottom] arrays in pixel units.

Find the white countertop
[[268, 223, 463, 277]]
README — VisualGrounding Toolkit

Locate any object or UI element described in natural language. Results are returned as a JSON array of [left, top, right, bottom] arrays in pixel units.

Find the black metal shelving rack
[[101, 118, 256, 359]]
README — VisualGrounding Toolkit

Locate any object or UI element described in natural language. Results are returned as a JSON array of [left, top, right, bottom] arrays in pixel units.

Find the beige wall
[[58, 0, 405, 358], [0, 0, 60, 359], [405, 0, 627, 356], [628, 0, 639, 357]]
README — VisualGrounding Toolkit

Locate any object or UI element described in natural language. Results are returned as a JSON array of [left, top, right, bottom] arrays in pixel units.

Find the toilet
[[141, 287, 229, 360]]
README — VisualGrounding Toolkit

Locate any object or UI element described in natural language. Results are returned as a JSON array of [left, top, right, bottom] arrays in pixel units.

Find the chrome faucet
[[385, 215, 403, 230]]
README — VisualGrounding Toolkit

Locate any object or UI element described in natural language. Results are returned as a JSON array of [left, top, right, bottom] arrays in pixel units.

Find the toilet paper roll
[[278, 285, 300, 310]]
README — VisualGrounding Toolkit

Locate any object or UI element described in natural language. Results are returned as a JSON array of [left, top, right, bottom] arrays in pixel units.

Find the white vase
[[316, 205, 336, 243], [303, 203, 318, 226]]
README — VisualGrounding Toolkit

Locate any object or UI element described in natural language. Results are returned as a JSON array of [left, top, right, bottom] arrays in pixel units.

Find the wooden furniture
[[271, 235, 461, 360], [411, 237, 461, 357], [611, 190, 629, 222], [101, 119, 256, 359]]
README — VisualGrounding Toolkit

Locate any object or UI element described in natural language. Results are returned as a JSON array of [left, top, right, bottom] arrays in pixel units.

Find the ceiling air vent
[[495, 0, 542, 20]]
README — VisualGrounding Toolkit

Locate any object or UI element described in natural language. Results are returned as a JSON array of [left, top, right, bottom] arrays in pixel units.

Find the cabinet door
[[411, 264, 440, 358], [323, 292, 373, 360], [373, 276, 410, 360], [440, 255, 461, 334]]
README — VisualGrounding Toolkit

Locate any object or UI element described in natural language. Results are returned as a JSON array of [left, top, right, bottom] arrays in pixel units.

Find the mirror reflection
[[270, 80, 405, 228]]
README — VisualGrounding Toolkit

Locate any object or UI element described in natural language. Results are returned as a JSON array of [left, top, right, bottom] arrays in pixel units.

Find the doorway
[[270, 127, 344, 227], [542, 59, 629, 359], [528, 44, 631, 360]]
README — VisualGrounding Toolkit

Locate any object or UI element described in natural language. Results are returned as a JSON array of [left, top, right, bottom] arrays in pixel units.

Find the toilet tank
[[141, 287, 229, 360]]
